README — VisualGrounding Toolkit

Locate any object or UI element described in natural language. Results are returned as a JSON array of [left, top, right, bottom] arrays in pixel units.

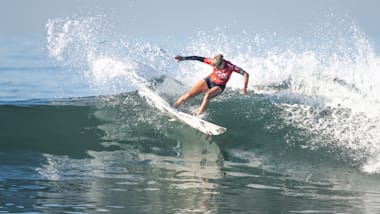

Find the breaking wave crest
[[44, 15, 380, 174]]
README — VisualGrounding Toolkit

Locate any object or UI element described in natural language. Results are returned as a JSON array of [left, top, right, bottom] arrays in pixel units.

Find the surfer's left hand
[[241, 88, 248, 96]]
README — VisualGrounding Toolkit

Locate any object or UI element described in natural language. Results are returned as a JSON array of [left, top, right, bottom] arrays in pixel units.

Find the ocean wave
[[4, 14, 378, 173], [0, 88, 376, 175]]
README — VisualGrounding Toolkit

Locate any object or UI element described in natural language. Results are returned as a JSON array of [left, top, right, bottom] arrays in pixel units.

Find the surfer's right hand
[[175, 55, 183, 62]]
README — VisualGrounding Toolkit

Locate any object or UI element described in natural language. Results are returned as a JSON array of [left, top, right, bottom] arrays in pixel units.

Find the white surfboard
[[138, 87, 227, 135], [168, 109, 227, 135]]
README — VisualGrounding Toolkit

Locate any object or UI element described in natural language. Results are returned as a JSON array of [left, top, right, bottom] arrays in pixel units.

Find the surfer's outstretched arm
[[175, 55, 205, 63]]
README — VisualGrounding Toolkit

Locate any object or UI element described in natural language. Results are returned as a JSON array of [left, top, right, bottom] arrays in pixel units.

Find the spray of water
[[46, 15, 380, 173]]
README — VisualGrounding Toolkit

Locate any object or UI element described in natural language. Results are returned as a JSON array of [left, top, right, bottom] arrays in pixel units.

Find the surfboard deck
[[138, 87, 227, 136], [170, 109, 227, 136]]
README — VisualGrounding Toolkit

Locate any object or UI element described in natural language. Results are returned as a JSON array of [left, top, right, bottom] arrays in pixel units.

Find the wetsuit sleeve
[[229, 61, 246, 75], [236, 66, 246, 75], [182, 56, 205, 62]]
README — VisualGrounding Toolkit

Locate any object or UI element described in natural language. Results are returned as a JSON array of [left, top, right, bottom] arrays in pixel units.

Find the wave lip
[[3, 14, 380, 174]]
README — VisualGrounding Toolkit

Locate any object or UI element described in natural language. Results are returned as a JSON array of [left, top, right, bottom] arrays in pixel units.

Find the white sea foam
[[46, 15, 380, 173]]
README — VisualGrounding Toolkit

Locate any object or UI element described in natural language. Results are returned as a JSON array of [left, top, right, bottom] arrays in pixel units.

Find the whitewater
[[45, 16, 380, 173], [2, 14, 380, 213]]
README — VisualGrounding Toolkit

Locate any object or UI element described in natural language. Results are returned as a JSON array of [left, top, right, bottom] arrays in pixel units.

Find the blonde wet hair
[[211, 54, 224, 67]]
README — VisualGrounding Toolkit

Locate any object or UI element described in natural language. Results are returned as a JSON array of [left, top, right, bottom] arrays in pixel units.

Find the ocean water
[[2, 15, 380, 213]]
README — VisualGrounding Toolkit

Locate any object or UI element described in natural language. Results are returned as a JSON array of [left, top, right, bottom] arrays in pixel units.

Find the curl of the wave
[[46, 15, 380, 174]]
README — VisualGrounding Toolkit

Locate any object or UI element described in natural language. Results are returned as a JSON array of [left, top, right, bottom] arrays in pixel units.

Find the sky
[[1, 0, 380, 49]]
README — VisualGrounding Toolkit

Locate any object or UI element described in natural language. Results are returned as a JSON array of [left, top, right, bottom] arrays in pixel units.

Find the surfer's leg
[[197, 86, 223, 115], [173, 79, 208, 108]]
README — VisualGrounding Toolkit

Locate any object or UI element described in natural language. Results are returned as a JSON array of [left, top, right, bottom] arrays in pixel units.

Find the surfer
[[173, 54, 249, 116]]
